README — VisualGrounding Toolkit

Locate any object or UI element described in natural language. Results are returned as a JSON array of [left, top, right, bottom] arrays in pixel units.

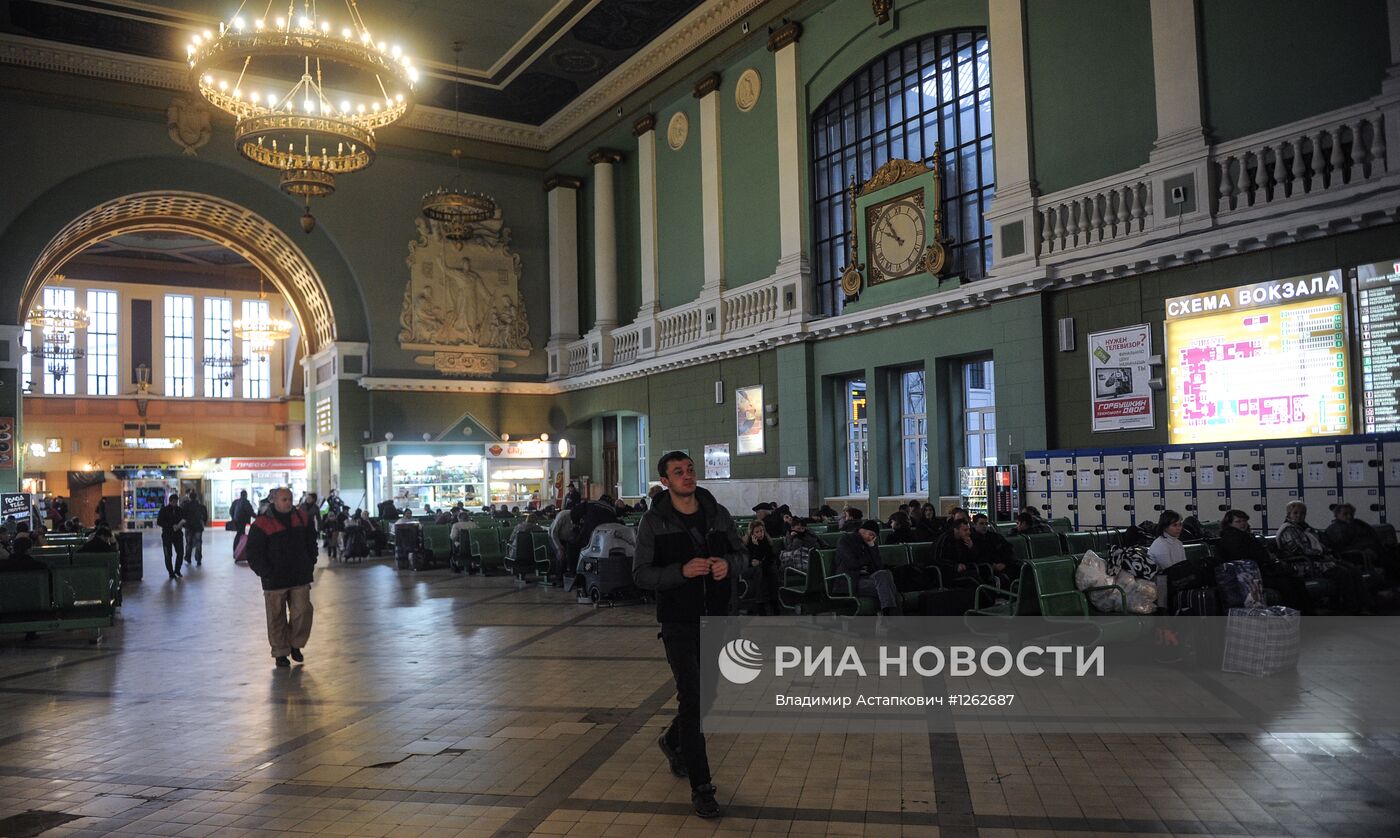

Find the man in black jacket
[[834, 520, 901, 614], [246, 487, 319, 667], [229, 490, 255, 560], [157, 493, 185, 580], [633, 452, 743, 819], [181, 491, 209, 566]]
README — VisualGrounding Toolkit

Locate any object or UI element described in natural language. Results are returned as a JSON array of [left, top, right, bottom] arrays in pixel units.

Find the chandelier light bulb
[[234, 17, 244, 30], [193, 34, 202, 45], [342, 27, 352, 38], [321, 21, 330, 33], [251, 91, 260, 103], [255, 18, 264, 29], [391, 44, 401, 58], [203, 30, 212, 39], [275, 16, 285, 28]]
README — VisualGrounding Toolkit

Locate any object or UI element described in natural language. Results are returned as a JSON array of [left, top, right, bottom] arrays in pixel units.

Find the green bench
[[466, 527, 505, 574], [419, 524, 455, 568], [777, 547, 828, 614], [0, 562, 117, 639]]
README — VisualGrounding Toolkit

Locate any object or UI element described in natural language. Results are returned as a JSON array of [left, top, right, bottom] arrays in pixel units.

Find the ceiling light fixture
[[188, 0, 417, 231], [421, 41, 496, 239], [234, 276, 293, 357]]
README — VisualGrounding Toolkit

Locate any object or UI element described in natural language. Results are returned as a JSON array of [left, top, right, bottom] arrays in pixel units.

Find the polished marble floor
[[0, 531, 1396, 837]]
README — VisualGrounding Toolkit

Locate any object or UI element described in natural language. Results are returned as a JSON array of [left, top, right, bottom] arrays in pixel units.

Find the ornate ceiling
[[0, 0, 732, 134]]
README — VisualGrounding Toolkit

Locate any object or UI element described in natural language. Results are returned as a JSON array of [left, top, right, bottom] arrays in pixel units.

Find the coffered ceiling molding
[[0, 33, 186, 91]]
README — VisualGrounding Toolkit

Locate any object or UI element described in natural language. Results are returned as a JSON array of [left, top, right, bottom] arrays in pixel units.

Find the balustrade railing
[[611, 324, 641, 365], [1040, 179, 1152, 256], [722, 283, 779, 333], [566, 341, 589, 376], [657, 306, 703, 350]]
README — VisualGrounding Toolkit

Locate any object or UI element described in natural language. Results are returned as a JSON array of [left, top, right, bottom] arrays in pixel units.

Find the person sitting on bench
[[0, 536, 44, 572], [77, 526, 117, 553], [934, 517, 982, 588], [834, 521, 901, 615], [1216, 509, 1312, 614]]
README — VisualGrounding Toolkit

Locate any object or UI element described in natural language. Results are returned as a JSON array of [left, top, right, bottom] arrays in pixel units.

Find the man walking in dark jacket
[[156, 493, 185, 579], [246, 487, 319, 667], [229, 489, 255, 560], [181, 491, 209, 566], [633, 451, 743, 819]]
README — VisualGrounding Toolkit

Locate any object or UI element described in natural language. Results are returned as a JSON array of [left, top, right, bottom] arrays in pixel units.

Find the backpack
[[778, 546, 811, 575], [1106, 544, 1158, 580]]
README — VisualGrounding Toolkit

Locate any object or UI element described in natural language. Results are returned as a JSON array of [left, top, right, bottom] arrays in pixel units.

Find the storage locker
[[1302, 487, 1340, 522], [1263, 445, 1301, 490], [1102, 453, 1132, 492], [1075, 454, 1104, 495], [1346, 486, 1384, 522], [1027, 489, 1052, 517], [1265, 487, 1303, 533], [1300, 443, 1341, 489], [1162, 451, 1194, 517], [1048, 455, 1076, 493], [1383, 439, 1400, 489], [1194, 447, 1228, 490], [1228, 446, 1263, 492], [1135, 490, 1166, 525], [1077, 491, 1106, 529], [1197, 490, 1232, 524], [1049, 492, 1077, 525], [1025, 455, 1050, 492], [1132, 452, 1162, 493], [1105, 490, 1136, 527], [1340, 442, 1381, 488]]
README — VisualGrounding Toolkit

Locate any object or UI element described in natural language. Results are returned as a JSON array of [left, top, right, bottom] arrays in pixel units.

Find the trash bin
[[117, 530, 144, 581]]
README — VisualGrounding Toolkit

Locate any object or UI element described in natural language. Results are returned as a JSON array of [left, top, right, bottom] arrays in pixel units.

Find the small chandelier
[[202, 348, 248, 382], [26, 274, 89, 332], [35, 340, 84, 383], [421, 42, 495, 240], [234, 277, 293, 357], [187, 1, 418, 231]]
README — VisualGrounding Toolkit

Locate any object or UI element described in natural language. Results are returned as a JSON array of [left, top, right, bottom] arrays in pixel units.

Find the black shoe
[[691, 784, 721, 818], [289, 648, 304, 663], [657, 734, 686, 778], [275, 656, 291, 668], [169, 573, 178, 580]]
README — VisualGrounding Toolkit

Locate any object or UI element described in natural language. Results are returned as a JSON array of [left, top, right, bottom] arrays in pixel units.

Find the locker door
[[1197, 490, 1232, 525], [1025, 455, 1050, 493], [1102, 453, 1132, 492], [1340, 442, 1381, 489], [1105, 490, 1135, 527], [1136, 490, 1165, 526], [1265, 487, 1303, 534], [1194, 447, 1228, 490], [1078, 491, 1106, 529], [1132, 452, 1162, 494], [1075, 455, 1104, 495], [1384, 442, 1400, 525], [1028, 489, 1052, 517], [1164, 489, 1196, 517], [1162, 452, 1194, 517], [1302, 487, 1340, 522], [1300, 444, 1341, 489], [1263, 445, 1301, 490], [1349, 486, 1384, 522], [1048, 455, 1076, 493], [1050, 492, 1077, 525]]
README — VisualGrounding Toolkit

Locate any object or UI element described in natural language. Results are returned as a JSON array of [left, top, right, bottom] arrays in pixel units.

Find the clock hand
[[879, 216, 904, 247]]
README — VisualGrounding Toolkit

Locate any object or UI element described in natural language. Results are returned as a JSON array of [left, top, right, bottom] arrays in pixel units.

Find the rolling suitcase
[[116, 530, 143, 581]]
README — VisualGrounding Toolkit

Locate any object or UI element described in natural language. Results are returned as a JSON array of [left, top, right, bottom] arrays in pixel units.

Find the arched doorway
[[20, 191, 337, 355]]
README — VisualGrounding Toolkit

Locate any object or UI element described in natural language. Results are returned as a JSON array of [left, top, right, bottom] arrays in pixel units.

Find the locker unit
[[1132, 452, 1163, 494], [1194, 447, 1228, 491], [1162, 451, 1195, 517], [1197, 489, 1232, 521], [1105, 490, 1136, 527], [1075, 455, 1104, 494], [1384, 440, 1400, 524], [1025, 455, 1050, 493], [1227, 446, 1264, 523], [1077, 490, 1106, 529], [1048, 455, 1076, 493], [1136, 489, 1166, 524], [1302, 486, 1340, 521], [1262, 445, 1301, 531], [1348, 486, 1385, 521], [1049, 492, 1077, 525], [1340, 442, 1381, 489], [1301, 444, 1341, 491], [1266, 487, 1303, 534], [1027, 489, 1052, 517], [1102, 452, 1132, 492]]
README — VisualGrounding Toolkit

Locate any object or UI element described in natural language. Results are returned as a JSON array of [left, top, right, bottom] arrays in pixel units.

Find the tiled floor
[[0, 531, 1396, 837]]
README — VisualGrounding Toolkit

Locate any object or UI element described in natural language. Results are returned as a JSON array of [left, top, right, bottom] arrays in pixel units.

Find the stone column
[[0, 324, 22, 491], [588, 149, 623, 369], [695, 72, 724, 297], [544, 175, 582, 379], [1147, 0, 1212, 227], [632, 115, 661, 359], [983, 0, 1040, 273], [768, 20, 812, 322]]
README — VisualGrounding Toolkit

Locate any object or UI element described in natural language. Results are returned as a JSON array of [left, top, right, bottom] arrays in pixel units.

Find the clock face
[[868, 194, 927, 281]]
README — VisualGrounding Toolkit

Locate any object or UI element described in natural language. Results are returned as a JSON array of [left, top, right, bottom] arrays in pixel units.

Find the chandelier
[[34, 339, 84, 383], [26, 274, 89, 332], [234, 277, 293, 357], [188, 1, 418, 231], [421, 42, 495, 240], [202, 348, 249, 382]]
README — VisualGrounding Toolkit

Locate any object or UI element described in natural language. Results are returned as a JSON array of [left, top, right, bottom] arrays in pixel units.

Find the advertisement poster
[[704, 444, 730, 479], [1089, 325, 1155, 432], [1165, 272, 1349, 444], [0, 492, 30, 519], [735, 385, 765, 455]]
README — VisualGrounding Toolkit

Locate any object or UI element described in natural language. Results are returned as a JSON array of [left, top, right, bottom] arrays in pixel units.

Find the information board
[[1165, 271, 1351, 444], [1088, 324, 1155, 432], [0, 492, 30, 519], [1355, 259, 1400, 433]]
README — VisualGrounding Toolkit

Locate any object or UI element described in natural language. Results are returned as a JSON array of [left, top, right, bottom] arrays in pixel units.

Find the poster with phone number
[[1088, 326, 1155, 432]]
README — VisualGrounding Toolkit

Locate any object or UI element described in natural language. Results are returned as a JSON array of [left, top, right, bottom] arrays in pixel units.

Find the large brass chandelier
[[421, 42, 495, 240], [234, 277, 293, 357], [188, 0, 418, 231]]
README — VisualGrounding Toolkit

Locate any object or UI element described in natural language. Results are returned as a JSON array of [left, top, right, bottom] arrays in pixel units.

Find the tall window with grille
[[20, 325, 32, 394], [845, 377, 869, 495], [963, 358, 997, 467], [900, 369, 928, 495], [164, 294, 195, 397], [810, 29, 993, 315], [637, 415, 649, 496], [42, 286, 77, 395], [202, 297, 234, 398], [86, 289, 118, 396], [241, 298, 272, 399]]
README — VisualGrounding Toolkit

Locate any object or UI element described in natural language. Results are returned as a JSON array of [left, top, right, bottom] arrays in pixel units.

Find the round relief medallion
[[667, 111, 688, 150], [735, 68, 761, 112]]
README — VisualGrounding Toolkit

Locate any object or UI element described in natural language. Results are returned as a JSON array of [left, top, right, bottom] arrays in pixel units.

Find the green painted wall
[[1026, 0, 1156, 194], [807, 295, 1047, 506], [560, 352, 782, 481], [722, 44, 782, 286], [1046, 225, 1400, 450], [1201, 0, 1389, 142], [656, 95, 706, 309], [367, 392, 561, 445]]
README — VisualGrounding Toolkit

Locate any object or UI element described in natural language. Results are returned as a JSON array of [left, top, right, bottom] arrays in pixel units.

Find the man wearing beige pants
[[246, 488, 319, 668]]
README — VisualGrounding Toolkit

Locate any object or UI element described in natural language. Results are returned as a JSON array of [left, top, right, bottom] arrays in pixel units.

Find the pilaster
[[695, 72, 725, 295], [544, 174, 582, 379], [983, 0, 1041, 274]]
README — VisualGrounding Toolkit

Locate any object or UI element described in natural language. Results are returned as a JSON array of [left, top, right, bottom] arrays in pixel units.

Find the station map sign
[[1165, 271, 1350, 444]]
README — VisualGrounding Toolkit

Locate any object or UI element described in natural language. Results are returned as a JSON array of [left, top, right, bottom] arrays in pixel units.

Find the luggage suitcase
[[393, 523, 422, 570], [343, 527, 369, 562], [1215, 560, 1264, 609], [116, 530, 143, 581], [1173, 586, 1221, 616], [1222, 606, 1301, 676]]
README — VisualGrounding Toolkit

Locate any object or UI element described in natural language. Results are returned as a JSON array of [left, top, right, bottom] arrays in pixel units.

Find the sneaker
[[656, 733, 686, 778], [275, 656, 291, 668], [289, 648, 304, 663], [691, 784, 721, 819]]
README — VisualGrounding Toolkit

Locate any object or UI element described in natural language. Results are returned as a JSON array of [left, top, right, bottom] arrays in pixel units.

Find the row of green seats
[[0, 548, 119, 637], [778, 544, 946, 616]]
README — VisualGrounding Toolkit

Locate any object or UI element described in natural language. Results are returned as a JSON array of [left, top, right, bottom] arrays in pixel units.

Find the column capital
[[632, 113, 657, 136], [692, 71, 721, 98], [766, 19, 802, 51], [544, 174, 583, 192], [588, 148, 624, 166]]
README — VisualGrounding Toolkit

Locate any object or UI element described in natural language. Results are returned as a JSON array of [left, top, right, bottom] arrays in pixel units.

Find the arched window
[[810, 29, 994, 315]]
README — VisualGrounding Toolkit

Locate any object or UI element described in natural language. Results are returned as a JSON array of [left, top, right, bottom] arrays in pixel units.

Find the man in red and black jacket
[[246, 487, 319, 668], [633, 451, 744, 820]]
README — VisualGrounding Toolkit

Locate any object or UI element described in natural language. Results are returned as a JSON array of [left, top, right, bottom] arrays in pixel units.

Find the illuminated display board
[[1355, 259, 1400, 433], [1165, 271, 1350, 444]]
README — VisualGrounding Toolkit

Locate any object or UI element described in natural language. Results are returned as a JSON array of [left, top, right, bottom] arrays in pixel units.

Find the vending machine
[[959, 465, 1021, 522]]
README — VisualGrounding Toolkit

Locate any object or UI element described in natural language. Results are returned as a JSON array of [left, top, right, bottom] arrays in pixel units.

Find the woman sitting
[[1148, 510, 1187, 571], [1277, 501, 1367, 613], [741, 521, 781, 615], [1216, 509, 1312, 614]]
